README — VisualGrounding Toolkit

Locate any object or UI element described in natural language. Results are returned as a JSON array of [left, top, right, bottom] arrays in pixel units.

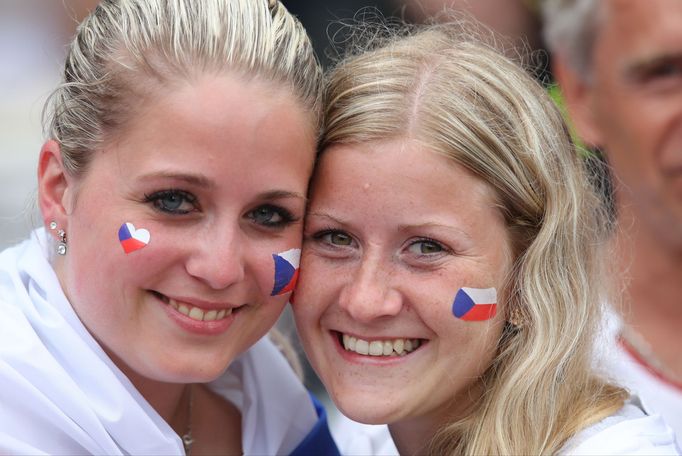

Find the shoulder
[[560, 396, 681, 455]]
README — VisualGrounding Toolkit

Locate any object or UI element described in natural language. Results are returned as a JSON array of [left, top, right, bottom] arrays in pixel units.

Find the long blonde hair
[[45, 0, 323, 177], [322, 22, 626, 455]]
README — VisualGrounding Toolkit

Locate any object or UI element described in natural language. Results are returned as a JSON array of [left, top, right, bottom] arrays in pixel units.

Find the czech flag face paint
[[271, 248, 301, 296], [452, 287, 497, 321], [118, 222, 151, 254]]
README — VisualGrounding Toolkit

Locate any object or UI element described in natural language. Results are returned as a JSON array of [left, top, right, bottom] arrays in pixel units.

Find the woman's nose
[[185, 226, 245, 290], [338, 256, 403, 322]]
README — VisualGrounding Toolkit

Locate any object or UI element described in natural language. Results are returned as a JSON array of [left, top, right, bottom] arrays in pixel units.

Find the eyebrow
[[137, 171, 306, 201], [307, 211, 346, 224], [136, 171, 214, 188], [397, 222, 473, 240], [623, 51, 682, 79], [257, 190, 307, 202], [308, 213, 472, 238]]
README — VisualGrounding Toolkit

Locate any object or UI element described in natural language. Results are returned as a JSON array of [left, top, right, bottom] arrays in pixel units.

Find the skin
[[38, 73, 316, 452], [293, 138, 510, 455], [553, 0, 682, 379]]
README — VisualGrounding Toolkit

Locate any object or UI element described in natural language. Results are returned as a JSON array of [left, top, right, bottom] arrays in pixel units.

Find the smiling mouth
[[150, 291, 237, 322], [338, 332, 424, 357]]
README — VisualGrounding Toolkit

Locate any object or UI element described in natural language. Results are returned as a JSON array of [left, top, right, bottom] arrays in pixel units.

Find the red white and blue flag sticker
[[271, 248, 300, 296], [118, 222, 150, 254], [452, 287, 497, 321]]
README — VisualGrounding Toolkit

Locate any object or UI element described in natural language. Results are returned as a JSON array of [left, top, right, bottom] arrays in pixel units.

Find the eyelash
[[143, 189, 198, 215], [311, 230, 450, 257], [407, 237, 450, 257], [246, 204, 298, 229], [312, 228, 352, 245]]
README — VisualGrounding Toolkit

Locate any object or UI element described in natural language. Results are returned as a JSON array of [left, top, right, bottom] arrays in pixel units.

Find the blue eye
[[247, 204, 295, 228], [144, 190, 197, 214]]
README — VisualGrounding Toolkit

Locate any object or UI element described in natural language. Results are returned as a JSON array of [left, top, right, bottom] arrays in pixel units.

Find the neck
[[389, 414, 440, 456], [107, 351, 189, 432], [612, 204, 682, 377], [388, 383, 480, 455]]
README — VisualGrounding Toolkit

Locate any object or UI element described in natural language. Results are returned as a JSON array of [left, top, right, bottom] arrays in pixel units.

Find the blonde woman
[[0, 0, 339, 454], [292, 23, 680, 455]]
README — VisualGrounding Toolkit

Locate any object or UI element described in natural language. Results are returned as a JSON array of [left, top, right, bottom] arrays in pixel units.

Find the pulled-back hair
[[322, 22, 626, 455], [45, 0, 323, 177]]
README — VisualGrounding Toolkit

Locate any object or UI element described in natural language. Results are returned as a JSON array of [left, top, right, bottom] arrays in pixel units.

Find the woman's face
[[293, 139, 511, 429], [55, 74, 315, 383]]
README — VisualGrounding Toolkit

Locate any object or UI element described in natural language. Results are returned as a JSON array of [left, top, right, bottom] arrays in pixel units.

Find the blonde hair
[[45, 0, 323, 177], [322, 23, 626, 455]]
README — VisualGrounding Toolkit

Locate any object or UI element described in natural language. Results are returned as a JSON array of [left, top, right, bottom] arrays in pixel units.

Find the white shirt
[[560, 396, 680, 455], [0, 230, 318, 455], [331, 398, 679, 456]]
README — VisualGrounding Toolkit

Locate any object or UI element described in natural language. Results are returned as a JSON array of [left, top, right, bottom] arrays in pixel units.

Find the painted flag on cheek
[[452, 287, 497, 321], [271, 248, 301, 296], [118, 222, 150, 254]]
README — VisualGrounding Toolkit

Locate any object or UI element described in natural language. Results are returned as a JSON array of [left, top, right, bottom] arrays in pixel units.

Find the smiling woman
[[0, 1, 339, 455], [292, 20, 680, 456]]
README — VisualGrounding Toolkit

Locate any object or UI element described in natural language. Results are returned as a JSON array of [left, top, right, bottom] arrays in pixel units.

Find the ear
[[38, 140, 74, 233], [552, 57, 604, 148]]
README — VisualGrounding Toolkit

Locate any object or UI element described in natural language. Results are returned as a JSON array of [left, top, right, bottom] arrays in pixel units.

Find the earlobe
[[552, 58, 604, 148], [38, 140, 73, 231]]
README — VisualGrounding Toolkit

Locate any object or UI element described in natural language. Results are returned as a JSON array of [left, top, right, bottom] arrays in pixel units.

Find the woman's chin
[[334, 395, 403, 425]]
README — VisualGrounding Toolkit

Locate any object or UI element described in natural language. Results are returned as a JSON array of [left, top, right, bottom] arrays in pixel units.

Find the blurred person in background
[[543, 0, 682, 442]]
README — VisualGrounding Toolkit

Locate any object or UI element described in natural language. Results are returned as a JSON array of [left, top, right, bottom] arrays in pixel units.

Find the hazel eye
[[407, 239, 444, 255], [144, 190, 197, 214], [317, 230, 353, 246]]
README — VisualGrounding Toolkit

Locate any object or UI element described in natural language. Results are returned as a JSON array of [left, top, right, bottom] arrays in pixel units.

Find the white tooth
[[342, 334, 350, 350], [393, 339, 404, 354], [383, 341, 393, 356], [204, 310, 218, 321], [369, 341, 383, 356], [348, 337, 357, 351], [404, 339, 413, 352], [188, 307, 205, 321], [178, 304, 190, 316], [355, 339, 369, 355], [216, 309, 226, 319]]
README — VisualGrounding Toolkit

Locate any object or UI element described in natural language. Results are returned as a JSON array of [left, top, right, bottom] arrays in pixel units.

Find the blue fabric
[[289, 394, 340, 456]]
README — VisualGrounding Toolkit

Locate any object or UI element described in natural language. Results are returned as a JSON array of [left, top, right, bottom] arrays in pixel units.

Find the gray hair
[[44, 0, 323, 177], [541, 0, 604, 79]]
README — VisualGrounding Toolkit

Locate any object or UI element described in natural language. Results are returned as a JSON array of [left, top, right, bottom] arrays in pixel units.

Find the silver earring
[[57, 230, 67, 255], [50, 221, 67, 255]]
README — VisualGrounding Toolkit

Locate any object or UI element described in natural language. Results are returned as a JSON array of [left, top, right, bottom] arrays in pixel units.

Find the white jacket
[[0, 230, 322, 455]]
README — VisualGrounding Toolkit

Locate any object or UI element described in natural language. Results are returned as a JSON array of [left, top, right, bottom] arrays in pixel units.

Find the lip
[[151, 291, 240, 336], [331, 330, 427, 364]]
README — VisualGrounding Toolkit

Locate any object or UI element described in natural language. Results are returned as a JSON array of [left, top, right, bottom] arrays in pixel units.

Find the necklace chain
[[182, 385, 194, 456]]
